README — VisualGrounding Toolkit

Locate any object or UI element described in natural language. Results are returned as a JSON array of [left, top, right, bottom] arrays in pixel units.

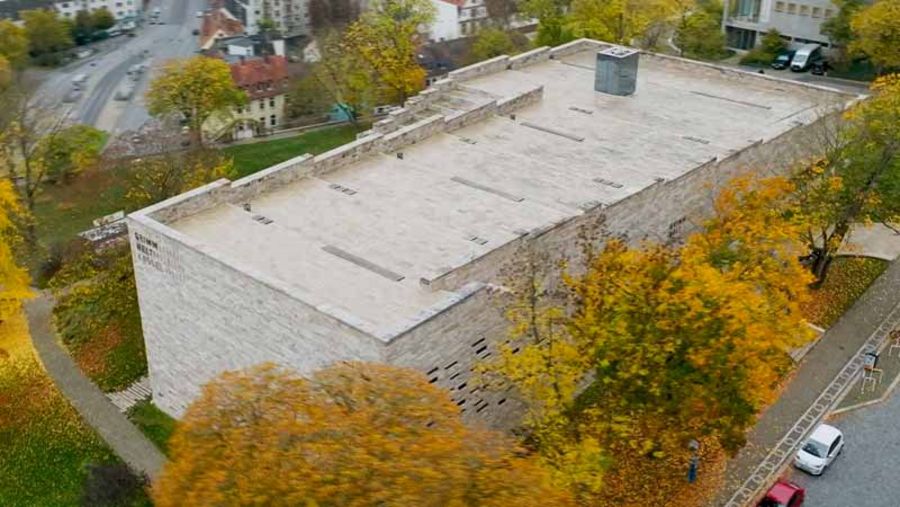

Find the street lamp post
[[688, 439, 700, 484]]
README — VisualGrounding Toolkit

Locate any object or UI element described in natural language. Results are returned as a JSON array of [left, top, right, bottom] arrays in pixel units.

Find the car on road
[[759, 479, 805, 507], [771, 50, 795, 70], [195, 10, 204, 17], [794, 423, 844, 475], [192, 28, 200, 35]]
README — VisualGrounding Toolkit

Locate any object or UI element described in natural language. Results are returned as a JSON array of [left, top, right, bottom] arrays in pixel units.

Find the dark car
[[771, 51, 795, 70], [759, 479, 805, 507], [810, 58, 830, 75]]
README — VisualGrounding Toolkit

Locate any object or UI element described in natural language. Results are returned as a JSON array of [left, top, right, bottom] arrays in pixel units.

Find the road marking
[[725, 299, 900, 507]]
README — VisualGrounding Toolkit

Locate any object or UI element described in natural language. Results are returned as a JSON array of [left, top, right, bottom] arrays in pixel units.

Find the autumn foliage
[[154, 362, 573, 507], [484, 175, 814, 505]]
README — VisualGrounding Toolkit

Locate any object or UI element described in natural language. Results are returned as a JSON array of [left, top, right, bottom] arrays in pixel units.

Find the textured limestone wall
[[386, 284, 526, 428], [128, 217, 384, 417]]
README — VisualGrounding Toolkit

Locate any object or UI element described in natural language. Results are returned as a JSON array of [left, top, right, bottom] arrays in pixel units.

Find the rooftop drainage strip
[[329, 183, 358, 195], [569, 106, 594, 115], [519, 121, 585, 142], [559, 60, 595, 72], [321, 245, 405, 282], [450, 176, 525, 203], [689, 90, 772, 110], [593, 177, 624, 188], [682, 135, 710, 145]]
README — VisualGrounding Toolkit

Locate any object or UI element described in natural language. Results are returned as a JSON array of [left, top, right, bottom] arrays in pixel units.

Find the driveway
[[786, 382, 900, 506]]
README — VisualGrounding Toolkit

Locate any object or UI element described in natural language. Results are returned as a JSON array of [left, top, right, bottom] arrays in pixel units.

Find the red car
[[758, 480, 805, 507]]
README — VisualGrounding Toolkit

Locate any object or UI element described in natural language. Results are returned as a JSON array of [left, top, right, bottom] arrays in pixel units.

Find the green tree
[[821, 0, 865, 66], [0, 20, 29, 68], [146, 56, 246, 146], [154, 362, 575, 507], [286, 73, 332, 118], [35, 124, 105, 183], [72, 10, 94, 45], [850, 0, 900, 72], [310, 30, 375, 127], [468, 28, 518, 63], [21, 9, 73, 64], [519, 0, 574, 46], [739, 28, 786, 65], [675, 0, 728, 59], [90, 8, 116, 31]]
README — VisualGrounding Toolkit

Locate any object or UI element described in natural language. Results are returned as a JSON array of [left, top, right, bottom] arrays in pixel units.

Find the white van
[[790, 43, 822, 72]]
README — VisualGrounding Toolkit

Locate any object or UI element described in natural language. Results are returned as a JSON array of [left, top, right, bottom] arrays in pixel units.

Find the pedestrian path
[[108, 376, 152, 412], [25, 294, 166, 482], [714, 256, 900, 506], [842, 223, 900, 261]]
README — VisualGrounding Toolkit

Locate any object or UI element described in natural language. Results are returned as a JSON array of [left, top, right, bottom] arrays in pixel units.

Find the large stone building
[[53, 0, 140, 21], [129, 39, 854, 425]]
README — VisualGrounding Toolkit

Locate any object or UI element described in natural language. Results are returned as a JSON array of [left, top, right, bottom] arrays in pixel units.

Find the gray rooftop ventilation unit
[[595, 46, 639, 96]]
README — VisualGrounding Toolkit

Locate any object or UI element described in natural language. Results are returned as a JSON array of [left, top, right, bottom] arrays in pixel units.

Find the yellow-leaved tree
[[850, 0, 900, 72], [484, 175, 813, 505], [342, 0, 435, 104], [146, 56, 246, 147], [154, 362, 574, 507], [0, 179, 29, 319], [566, 0, 681, 47]]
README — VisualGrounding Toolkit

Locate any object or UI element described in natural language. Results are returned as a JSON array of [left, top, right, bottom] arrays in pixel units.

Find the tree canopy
[[0, 20, 29, 68], [850, 0, 900, 71], [146, 56, 246, 146], [154, 362, 573, 507], [483, 175, 814, 505], [21, 9, 73, 63]]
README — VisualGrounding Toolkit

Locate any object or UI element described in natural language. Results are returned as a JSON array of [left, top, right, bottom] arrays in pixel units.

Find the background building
[[221, 0, 310, 37], [722, 0, 839, 49], [54, 0, 141, 21], [204, 54, 288, 141], [129, 40, 852, 426]]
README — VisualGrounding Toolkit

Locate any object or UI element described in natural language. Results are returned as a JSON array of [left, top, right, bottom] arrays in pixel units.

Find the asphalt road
[[34, 0, 205, 133], [786, 385, 900, 506]]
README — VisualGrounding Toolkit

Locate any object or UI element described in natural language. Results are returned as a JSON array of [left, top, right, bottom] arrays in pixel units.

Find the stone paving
[[24, 294, 166, 482], [107, 376, 152, 413], [714, 256, 900, 506]]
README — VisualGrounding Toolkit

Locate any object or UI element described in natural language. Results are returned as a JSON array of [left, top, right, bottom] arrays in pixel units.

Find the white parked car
[[794, 423, 844, 475]]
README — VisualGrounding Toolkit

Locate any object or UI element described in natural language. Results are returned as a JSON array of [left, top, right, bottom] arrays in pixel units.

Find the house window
[[258, 99, 265, 109], [775, 1, 785, 11], [236, 106, 243, 114], [270, 114, 276, 126], [824, 8, 834, 16], [786, 3, 797, 13], [269, 98, 275, 108], [799, 5, 809, 15], [812, 6, 822, 16]]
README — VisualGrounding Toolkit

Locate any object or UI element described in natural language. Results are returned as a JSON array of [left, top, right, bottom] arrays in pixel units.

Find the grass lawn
[[0, 307, 117, 506], [32, 123, 363, 257], [224, 124, 363, 178], [801, 256, 889, 328], [128, 400, 176, 455]]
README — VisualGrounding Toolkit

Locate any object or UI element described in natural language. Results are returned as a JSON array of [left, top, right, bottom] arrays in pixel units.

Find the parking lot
[[785, 386, 900, 506]]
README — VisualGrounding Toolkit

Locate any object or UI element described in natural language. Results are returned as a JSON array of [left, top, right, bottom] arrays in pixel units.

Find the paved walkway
[[714, 256, 900, 505], [842, 223, 900, 261], [25, 294, 166, 482]]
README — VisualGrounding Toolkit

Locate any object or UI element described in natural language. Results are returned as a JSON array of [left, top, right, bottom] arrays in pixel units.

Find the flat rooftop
[[169, 46, 845, 339]]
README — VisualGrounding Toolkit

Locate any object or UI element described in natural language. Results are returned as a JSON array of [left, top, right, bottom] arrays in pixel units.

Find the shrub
[[80, 463, 148, 507]]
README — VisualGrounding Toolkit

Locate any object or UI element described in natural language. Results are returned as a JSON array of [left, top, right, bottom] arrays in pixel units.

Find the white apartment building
[[222, 0, 310, 37], [722, 0, 840, 49], [54, 0, 140, 20]]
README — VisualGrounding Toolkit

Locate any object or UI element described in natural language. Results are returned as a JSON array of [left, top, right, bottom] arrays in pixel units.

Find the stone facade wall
[[128, 217, 384, 417], [424, 107, 846, 294], [386, 284, 526, 428], [448, 55, 511, 81], [509, 47, 551, 69]]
